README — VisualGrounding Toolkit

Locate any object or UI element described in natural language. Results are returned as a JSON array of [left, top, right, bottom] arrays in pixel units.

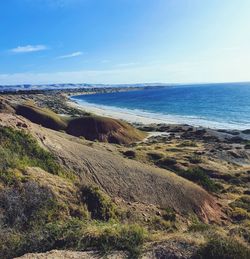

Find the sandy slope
[[0, 113, 223, 223]]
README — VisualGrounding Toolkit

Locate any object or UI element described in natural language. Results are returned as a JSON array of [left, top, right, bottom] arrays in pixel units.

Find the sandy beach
[[67, 99, 168, 125], [67, 97, 249, 130]]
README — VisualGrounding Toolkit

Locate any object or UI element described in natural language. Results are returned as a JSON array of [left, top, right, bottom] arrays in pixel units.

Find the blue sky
[[0, 0, 250, 85]]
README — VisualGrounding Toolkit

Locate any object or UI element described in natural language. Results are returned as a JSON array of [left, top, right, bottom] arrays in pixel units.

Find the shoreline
[[67, 96, 250, 130]]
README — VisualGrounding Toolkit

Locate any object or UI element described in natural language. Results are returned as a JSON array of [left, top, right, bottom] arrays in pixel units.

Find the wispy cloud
[[57, 51, 83, 59], [116, 62, 140, 67], [10, 45, 47, 53], [1, 58, 250, 85]]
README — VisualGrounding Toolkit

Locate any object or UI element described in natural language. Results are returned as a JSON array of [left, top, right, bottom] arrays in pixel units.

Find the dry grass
[[15, 103, 67, 131], [66, 115, 146, 144]]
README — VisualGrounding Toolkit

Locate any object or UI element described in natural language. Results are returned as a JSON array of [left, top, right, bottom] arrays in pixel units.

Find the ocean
[[71, 82, 250, 130]]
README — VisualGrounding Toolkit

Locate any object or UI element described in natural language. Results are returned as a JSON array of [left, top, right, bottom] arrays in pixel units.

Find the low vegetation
[[15, 103, 146, 145], [178, 168, 221, 193], [0, 219, 147, 259], [0, 126, 61, 175], [193, 235, 250, 259], [67, 115, 146, 144], [0, 125, 148, 258], [15, 103, 67, 131], [1, 103, 250, 258], [80, 186, 118, 221]]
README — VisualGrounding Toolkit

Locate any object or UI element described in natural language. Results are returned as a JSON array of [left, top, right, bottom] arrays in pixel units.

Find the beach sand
[[67, 100, 168, 125]]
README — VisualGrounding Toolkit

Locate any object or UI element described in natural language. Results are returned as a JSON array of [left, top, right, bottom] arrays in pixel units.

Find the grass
[[0, 126, 61, 176], [123, 150, 136, 159], [230, 196, 250, 212], [230, 208, 249, 221], [177, 140, 198, 147], [188, 216, 211, 233], [80, 185, 118, 221], [193, 235, 250, 259], [147, 151, 164, 161], [15, 104, 67, 131], [0, 125, 147, 258], [156, 157, 177, 170], [15, 103, 146, 145], [162, 208, 176, 222], [66, 115, 146, 144], [149, 216, 173, 231], [189, 154, 202, 164], [0, 219, 147, 259], [178, 168, 221, 193]]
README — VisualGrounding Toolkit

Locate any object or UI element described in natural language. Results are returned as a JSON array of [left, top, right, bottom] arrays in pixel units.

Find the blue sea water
[[71, 83, 250, 130]]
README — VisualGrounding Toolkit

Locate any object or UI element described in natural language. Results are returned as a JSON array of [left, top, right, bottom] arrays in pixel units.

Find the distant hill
[[15, 103, 68, 131], [67, 115, 146, 144], [14, 103, 146, 144]]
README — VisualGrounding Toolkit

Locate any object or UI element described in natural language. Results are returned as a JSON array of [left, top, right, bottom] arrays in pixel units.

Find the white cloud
[[57, 51, 83, 59], [1, 57, 250, 85], [11, 45, 47, 53]]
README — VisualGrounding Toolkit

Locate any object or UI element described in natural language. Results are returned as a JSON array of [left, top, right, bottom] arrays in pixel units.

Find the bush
[[189, 154, 202, 164], [178, 168, 221, 193], [194, 236, 250, 259], [0, 229, 24, 259], [230, 196, 250, 212], [162, 208, 176, 222], [147, 151, 164, 161], [123, 150, 136, 159], [0, 220, 147, 259], [149, 216, 173, 231], [80, 186, 117, 221], [156, 157, 177, 170], [177, 141, 198, 147], [0, 126, 60, 175], [0, 181, 57, 229], [231, 208, 249, 221]]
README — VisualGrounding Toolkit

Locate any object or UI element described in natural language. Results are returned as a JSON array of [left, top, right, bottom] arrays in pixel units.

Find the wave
[[70, 97, 250, 130]]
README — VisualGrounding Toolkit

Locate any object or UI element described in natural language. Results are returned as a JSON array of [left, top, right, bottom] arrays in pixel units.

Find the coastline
[[67, 98, 167, 125], [67, 96, 250, 130]]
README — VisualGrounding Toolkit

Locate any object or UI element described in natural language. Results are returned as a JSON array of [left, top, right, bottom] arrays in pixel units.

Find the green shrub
[[0, 168, 24, 186], [0, 181, 57, 229], [0, 229, 24, 259], [147, 151, 164, 161], [177, 141, 198, 147], [189, 154, 202, 164], [1, 220, 147, 259], [194, 236, 250, 259], [162, 208, 176, 222], [231, 208, 249, 221], [178, 168, 221, 193], [156, 157, 177, 170], [123, 150, 136, 158], [230, 196, 250, 212], [80, 186, 117, 221], [149, 216, 173, 231], [229, 224, 250, 244], [0, 126, 61, 175]]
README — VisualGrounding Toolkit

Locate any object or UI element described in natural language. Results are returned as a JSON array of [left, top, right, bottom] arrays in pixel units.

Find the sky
[[0, 0, 250, 85]]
